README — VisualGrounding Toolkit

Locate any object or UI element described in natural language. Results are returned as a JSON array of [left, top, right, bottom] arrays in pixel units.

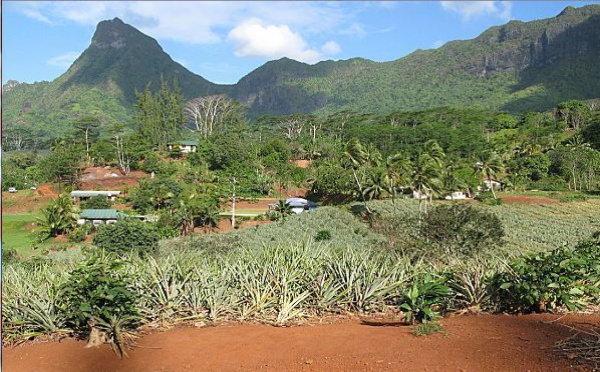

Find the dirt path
[[4, 313, 597, 372]]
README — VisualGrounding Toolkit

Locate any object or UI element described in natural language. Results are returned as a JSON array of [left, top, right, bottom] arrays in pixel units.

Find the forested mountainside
[[3, 5, 600, 142]]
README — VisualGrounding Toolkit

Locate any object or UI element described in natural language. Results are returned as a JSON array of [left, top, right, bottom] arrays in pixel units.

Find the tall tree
[[135, 78, 185, 149], [184, 95, 243, 139], [73, 116, 101, 165], [555, 100, 591, 130], [384, 153, 411, 216], [411, 152, 443, 212], [474, 151, 504, 199]]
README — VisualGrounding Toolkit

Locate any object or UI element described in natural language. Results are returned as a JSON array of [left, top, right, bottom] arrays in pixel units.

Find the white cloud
[[322, 41, 342, 55], [228, 18, 321, 63], [441, 1, 512, 21], [22, 7, 53, 25], [14, 2, 354, 44], [340, 23, 366, 38], [47, 51, 81, 68]]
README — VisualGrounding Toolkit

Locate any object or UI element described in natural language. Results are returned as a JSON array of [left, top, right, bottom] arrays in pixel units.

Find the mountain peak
[[91, 17, 159, 51]]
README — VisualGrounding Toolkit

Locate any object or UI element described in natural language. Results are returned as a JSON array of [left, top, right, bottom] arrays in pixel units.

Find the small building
[[412, 190, 429, 200], [445, 191, 468, 200], [285, 197, 317, 214], [71, 190, 121, 202], [77, 209, 128, 226], [483, 179, 505, 191], [167, 140, 199, 153]]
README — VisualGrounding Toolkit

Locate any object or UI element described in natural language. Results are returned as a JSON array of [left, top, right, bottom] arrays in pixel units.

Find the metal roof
[[79, 209, 128, 220], [71, 190, 121, 197], [167, 140, 199, 146]]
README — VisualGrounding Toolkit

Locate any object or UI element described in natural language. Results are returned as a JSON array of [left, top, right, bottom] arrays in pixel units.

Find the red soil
[[499, 195, 560, 205], [78, 167, 148, 191], [293, 159, 312, 169], [3, 313, 598, 372], [2, 189, 53, 214]]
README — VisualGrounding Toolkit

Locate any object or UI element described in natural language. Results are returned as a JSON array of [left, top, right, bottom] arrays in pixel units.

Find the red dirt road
[[4, 313, 596, 372]]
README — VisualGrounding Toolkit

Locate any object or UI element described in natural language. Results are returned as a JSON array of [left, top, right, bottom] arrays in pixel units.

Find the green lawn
[[1, 212, 84, 258], [2, 213, 43, 256]]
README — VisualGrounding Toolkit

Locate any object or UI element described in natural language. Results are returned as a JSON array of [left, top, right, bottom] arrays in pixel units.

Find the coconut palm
[[411, 153, 443, 213], [424, 140, 446, 168], [36, 194, 79, 241], [362, 168, 388, 201], [474, 151, 504, 199], [384, 153, 412, 216]]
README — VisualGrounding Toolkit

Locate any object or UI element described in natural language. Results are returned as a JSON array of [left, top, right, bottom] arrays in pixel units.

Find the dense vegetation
[[2, 5, 600, 363], [3, 202, 600, 355], [3, 5, 600, 146]]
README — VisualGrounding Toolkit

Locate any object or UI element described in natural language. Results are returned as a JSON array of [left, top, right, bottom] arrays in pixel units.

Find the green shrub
[[559, 194, 588, 203], [314, 230, 332, 242], [93, 219, 159, 256], [493, 234, 600, 313], [398, 274, 451, 325], [419, 204, 505, 258], [80, 195, 112, 209], [60, 254, 140, 353], [475, 192, 503, 205], [68, 223, 93, 242]]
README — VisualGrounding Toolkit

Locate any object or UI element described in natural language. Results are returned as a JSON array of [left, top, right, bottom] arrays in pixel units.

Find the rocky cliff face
[[470, 6, 600, 76], [2, 80, 22, 93]]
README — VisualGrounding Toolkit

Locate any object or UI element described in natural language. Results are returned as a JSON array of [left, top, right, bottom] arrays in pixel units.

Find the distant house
[[483, 179, 505, 191], [445, 191, 468, 200], [167, 140, 199, 153], [285, 198, 317, 214], [77, 209, 145, 226], [71, 190, 121, 202], [77, 209, 128, 226], [412, 190, 429, 200]]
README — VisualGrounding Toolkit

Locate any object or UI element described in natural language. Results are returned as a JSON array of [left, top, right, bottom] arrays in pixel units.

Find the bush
[[420, 204, 505, 258], [475, 191, 503, 205], [314, 230, 332, 242], [493, 234, 600, 313], [398, 274, 451, 325], [80, 196, 111, 209], [93, 219, 159, 256], [68, 223, 92, 242], [559, 194, 588, 203], [60, 254, 140, 354]]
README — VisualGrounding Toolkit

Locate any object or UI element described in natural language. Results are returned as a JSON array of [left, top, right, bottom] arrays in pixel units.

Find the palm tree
[[384, 153, 411, 216], [411, 152, 443, 213], [36, 194, 78, 241], [474, 151, 504, 199], [424, 140, 446, 168], [344, 138, 367, 196], [363, 168, 388, 201]]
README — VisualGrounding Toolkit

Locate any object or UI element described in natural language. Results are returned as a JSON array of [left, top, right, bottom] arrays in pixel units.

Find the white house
[[71, 190, 121, 202], [483, 179, 505, 191], [444, 191, 468, 200], [167, 140, 199, 153]]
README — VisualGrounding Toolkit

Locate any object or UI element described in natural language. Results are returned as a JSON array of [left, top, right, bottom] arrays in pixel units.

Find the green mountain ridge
[[3, 5, 600, 141]]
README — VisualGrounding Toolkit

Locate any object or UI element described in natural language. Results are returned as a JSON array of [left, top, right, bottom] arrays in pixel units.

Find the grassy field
[[2, 213, 43, 256], [1, 212, 87, 258]]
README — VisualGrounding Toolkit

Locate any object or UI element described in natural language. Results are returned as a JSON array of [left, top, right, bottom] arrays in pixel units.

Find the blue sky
[[2, 1, 598, 85]]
